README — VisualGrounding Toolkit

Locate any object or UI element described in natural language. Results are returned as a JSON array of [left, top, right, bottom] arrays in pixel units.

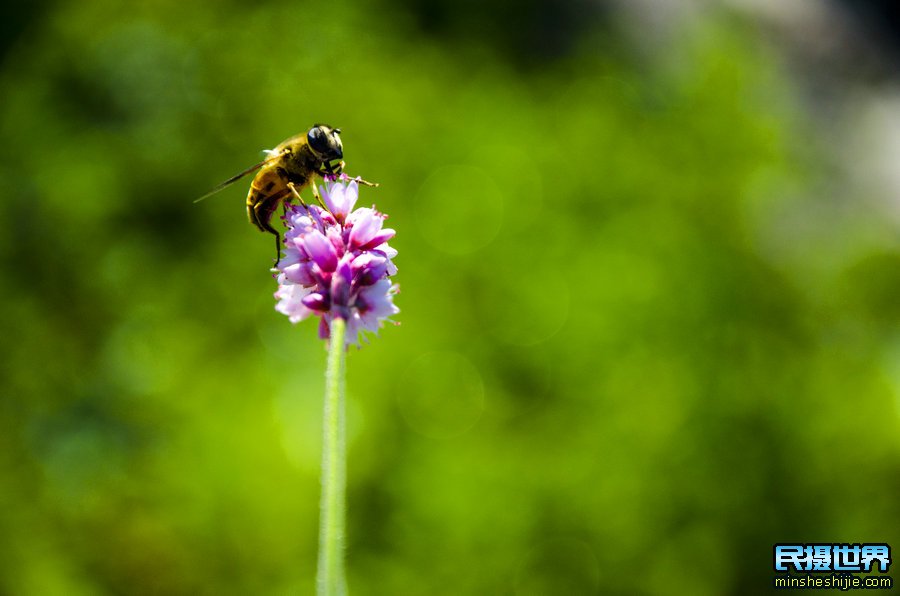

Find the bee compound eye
[[307, 127, 328, 153]]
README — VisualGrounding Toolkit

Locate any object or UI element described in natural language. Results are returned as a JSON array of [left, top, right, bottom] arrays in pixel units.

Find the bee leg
[[287, 182, 308, 209], [263, 226, 282, 265], [355, 177, 379, 188], [310, 181, 328, 210], [251, 199, 284, 265], [273, 231, 281, 265]]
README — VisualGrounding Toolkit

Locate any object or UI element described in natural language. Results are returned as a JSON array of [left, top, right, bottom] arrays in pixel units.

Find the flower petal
[[345, 180, 359, 211], [327, 227, 345, 255], [352, 253, 388, 286], [360, 228, 395, 251], [274, 283, 314, 323], [322, 180, 358, 220], [301, 230, 338, 272], [321, 182, 343, 215], [348, 208, 383, 249], [378, 245, 398, 259], [301, 292, 330, 312], [282, 262, 316, 286], [356, 279, 400, 332], [330, 255, 354, 315]]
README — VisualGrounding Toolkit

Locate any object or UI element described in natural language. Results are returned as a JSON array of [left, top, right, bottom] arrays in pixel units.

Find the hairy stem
[[317, 318, 347, 596]]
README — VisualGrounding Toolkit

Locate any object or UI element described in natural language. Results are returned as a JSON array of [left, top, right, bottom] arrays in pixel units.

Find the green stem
[[317, 318, 347, 596]]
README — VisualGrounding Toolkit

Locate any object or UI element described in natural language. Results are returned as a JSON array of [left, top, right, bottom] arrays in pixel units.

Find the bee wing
[[194, 150, 287, 203]]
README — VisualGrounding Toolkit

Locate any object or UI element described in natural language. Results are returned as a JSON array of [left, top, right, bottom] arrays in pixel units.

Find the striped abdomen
[[246, 166, 310, 235]]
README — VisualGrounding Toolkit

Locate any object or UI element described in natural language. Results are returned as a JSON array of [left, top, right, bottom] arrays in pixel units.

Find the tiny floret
[[274, 179, 399, 347]]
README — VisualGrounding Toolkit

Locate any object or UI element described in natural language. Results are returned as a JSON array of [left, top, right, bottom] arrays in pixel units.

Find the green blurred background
[[2, 0, 899, 594]]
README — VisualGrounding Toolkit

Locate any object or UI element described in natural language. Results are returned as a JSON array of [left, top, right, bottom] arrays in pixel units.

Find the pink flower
[[274, 179, 399, 347]]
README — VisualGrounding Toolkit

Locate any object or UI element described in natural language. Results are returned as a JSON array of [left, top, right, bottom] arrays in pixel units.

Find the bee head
[[307, 124, 344, 171]]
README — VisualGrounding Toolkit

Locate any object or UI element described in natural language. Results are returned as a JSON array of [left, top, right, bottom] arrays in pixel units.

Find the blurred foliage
[[1, 0, 899, 594]]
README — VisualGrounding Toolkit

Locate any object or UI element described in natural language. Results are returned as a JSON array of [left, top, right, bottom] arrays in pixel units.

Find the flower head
[[274, 178, 399, 347]]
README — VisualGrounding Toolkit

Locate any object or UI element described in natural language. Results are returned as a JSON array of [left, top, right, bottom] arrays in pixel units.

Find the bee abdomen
[[247, 187, 287, 229]]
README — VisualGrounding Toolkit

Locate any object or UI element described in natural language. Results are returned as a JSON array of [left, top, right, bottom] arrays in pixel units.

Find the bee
[[197, 124, 372, 262]]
